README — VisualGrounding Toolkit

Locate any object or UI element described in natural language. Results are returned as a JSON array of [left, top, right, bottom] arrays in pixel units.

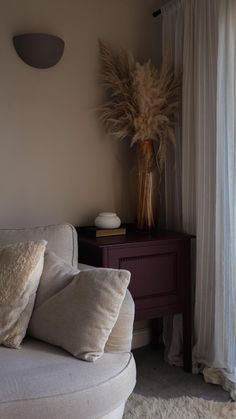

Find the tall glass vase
[[136, 139, 156, 231]]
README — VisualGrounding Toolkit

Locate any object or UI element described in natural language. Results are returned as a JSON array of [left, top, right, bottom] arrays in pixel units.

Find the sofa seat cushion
[[0, 338, 136, 419]]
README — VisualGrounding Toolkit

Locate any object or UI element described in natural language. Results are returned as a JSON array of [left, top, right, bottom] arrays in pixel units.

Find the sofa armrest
[[78, 263, 135, 353]]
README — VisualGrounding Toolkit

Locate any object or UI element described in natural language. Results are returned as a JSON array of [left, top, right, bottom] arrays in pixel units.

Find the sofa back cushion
[[0, 223, 78, 268], [33, 251, 79, 309]]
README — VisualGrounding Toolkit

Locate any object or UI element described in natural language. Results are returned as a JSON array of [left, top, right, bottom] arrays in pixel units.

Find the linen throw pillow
[[29, 267, 130, 361], [29, 251, 133, 353], [0, 240, 47, 348]]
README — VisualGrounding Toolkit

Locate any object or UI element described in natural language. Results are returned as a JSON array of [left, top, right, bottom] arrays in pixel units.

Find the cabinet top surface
[[77, 227, 193, 248]]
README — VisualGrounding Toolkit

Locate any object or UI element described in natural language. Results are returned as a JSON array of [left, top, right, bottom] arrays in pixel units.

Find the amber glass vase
[[136, 139, 156, 231]]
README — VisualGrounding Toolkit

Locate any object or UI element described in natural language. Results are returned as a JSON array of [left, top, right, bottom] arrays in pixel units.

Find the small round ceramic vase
[[94, 212, 121, 229]]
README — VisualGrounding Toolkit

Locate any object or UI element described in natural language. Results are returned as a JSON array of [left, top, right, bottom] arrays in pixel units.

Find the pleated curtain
[[161, 0, 236, 399]]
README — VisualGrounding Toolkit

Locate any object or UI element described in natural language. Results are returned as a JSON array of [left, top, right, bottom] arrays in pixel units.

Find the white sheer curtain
[[161, 0, 236, 399]]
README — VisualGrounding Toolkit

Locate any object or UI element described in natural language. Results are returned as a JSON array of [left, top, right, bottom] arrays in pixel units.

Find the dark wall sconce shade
[[13, 33, 65, 69]]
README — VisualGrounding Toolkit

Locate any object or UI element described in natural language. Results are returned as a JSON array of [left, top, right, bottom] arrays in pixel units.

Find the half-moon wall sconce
[[13, 33, 65, 69]]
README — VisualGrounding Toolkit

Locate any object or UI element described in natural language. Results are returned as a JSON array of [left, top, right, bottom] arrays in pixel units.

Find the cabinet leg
[[183, 311, 192, 372], [150, 318, 163, 349], [183, 238, 192, 372]]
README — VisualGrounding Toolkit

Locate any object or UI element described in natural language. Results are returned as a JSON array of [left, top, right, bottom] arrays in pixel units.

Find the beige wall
[[0, 0, 163, 227]]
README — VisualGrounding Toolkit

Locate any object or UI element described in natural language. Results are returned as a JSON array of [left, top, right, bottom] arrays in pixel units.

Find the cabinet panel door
[[120, 252, 177, 297], [107, 242, 185, 318]]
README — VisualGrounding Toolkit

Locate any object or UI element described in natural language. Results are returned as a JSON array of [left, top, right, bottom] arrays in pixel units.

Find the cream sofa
[[0, 223, 136, 419]]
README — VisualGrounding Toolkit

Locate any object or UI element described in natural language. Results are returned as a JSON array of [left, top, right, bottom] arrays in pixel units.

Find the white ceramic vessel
[[94, 212, 121, 229]]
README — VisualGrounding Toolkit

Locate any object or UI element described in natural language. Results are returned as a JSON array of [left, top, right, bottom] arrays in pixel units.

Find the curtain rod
[[152, 9, 161, 17]]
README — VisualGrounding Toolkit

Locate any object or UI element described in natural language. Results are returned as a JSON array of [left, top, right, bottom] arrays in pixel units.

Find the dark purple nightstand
[[77, 227, 193, 372]]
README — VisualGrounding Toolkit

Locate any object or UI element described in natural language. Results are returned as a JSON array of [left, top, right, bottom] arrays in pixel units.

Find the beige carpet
[[124, 393, 236, 419]]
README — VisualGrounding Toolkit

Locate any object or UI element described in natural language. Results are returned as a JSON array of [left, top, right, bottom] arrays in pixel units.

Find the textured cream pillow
[[29, 267, 130, 361], [0, 240, 47, 348]]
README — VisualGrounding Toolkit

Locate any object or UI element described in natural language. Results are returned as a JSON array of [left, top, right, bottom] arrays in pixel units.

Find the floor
[[132, 345, 230, 402]]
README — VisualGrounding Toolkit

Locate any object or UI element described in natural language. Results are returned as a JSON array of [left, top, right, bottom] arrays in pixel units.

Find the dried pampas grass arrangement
[[99, 40, 180, 230]]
